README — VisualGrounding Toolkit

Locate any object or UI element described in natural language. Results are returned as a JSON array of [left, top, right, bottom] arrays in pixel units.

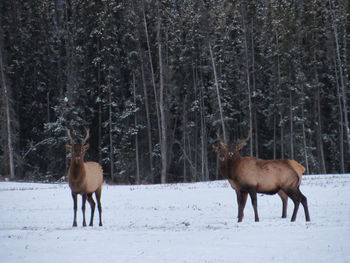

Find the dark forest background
[[0, 0, 349, 183]]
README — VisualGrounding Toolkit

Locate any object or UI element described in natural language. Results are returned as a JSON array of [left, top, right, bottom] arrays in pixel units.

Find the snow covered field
[[0, 174, 349, 263]]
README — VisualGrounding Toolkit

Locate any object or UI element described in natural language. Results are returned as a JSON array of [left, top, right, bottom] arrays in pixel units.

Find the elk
[[213, 137, 310, 222], [66, 128, 103, 227]]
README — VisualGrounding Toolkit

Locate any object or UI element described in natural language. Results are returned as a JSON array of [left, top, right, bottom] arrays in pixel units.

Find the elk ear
[[212, 144, 219, 152], [83, 144, 90, 151], [66, 144, 72, 152]]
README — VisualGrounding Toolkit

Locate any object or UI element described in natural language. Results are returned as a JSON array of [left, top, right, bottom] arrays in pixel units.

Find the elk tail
[[288, 160, 305, 186]]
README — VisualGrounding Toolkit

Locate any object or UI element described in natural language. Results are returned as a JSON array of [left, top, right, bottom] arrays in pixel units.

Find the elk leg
[[237, 191, 248, 222], [95, 187, 103, 226], [82, 194, 87, 227], [298, 188, 310, 222], [248, 189, 259, 222], [235, 190, 241, 219], [278, 190, 288, 218], [72, 192, 78, 227], [87, 193, 96, 226], [285, 189, 300, 222], [291, 199, 300, 222]]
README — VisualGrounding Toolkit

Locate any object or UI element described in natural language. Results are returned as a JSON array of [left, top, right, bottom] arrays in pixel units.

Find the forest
[[0, 0, 349, 183]]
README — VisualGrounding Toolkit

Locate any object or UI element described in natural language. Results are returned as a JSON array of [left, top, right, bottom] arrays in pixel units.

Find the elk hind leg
[[87, 193, 96, 226], [278, 190, 288, 218], [95, 187, 103, 226], [284, 189, 301, 222], [298, 188, 310, 222], [248, 189, 259, 222]]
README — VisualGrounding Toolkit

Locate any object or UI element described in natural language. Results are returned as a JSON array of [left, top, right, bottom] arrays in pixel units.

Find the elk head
[[212, 135, 250, 162], [66, 128, 90, 164]]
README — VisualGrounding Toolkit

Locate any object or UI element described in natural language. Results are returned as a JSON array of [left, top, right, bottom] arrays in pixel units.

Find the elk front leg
[[237, 191, 248, 222], [72, 192, 78, 227], [235, 189, 240, 219], [82, 194, 87, 227]]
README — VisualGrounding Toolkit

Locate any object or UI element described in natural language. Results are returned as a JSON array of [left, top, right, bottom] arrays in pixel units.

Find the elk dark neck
[[219, 154, 240, 179], [69, 160, 85, 179]]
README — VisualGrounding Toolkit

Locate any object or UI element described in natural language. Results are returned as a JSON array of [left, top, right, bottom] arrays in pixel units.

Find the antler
[[239, 134, 250, 145], [235, 134, 250, 151], [82, 128, 90, 145], [67, 129, 74, 144]]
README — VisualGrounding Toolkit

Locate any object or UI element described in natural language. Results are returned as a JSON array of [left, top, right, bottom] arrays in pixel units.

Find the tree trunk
[[301, 122, 309, 174], [139, 52, 154, 182], [108, 74, 114, 181], [275, 30, 281, 160], [97, 41, 102, 165], [64, 0, 76, 103], [196, 63, 209, 181], [280, 113, 284, 158], [273, 112, 277, 160], [329, 0, 350, 159], [182, 96, 187, 182], [251, 20, 258, 158], [0, 36, 15, 180], [142, 2, 161, 141], [158, 16, 167, 184], [132, 0, 154, 182], [241, 7, 253, 155], [209, 43, 226, 142], [301, 91, 309, 173], [289, 88, 294, 160], [316, 85, 326, 174], [199, 77, 208, 181], [133, 74, 140, 184], [334, 56, 345, 173]]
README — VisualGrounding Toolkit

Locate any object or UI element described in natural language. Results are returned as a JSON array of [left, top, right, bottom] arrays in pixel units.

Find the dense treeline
[[0, 0, 349, 183]]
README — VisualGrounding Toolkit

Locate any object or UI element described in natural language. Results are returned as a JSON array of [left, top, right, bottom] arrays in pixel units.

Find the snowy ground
[[0, 174, 349, 263]]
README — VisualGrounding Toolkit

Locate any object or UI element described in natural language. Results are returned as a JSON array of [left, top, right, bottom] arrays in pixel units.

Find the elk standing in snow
[[66, 128, 103, 227], [213, 136, 310, 222]]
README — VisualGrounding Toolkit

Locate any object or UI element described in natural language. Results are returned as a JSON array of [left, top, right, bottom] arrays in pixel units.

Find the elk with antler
[[66, 128, 103, 227], [213, 136, 310, 222]]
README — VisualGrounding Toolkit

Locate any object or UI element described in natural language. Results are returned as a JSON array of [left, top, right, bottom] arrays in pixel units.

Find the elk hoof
[[99, 222, 103, 227], [72, 222, 77, 227]]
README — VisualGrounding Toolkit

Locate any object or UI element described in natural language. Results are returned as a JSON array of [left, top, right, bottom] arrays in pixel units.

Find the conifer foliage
[[0, 0, 349, 182]]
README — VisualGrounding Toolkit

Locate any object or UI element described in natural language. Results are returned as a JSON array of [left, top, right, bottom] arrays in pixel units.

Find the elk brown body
[[213, 137, 310, 222], [67, 129, 103, 227]]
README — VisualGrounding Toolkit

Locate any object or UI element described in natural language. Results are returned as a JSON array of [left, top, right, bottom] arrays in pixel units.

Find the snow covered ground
[[0, 174, 349, 263]]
